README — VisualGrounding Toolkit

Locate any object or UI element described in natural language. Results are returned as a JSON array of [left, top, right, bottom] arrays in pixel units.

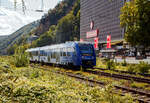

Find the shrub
[[100, 84, 134, 103], [138, 61, 150, 74], [131, 82, 148, 89], [14, 46, 29, 67], [101, 58, 109, 64], [127, 65, 137, 73], [121, 59, 127, 66], [106, 59, 115, 70]]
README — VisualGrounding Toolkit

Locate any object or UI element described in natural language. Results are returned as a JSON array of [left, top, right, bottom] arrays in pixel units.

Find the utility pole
[[22, 0, 26, 15], [41, 0, 44, 11], [14, 0, 17, 11]]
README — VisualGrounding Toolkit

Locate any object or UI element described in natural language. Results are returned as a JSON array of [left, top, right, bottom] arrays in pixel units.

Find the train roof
[[26, 41, 93, 52]]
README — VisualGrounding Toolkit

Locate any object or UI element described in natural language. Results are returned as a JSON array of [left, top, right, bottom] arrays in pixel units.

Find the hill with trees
[[0, 21, 39, 55], [1, 0, 80, 55], [31, 0, 80, 47]]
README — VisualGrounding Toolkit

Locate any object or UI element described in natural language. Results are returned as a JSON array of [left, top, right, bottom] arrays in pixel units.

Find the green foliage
[[36, 0, 76, 35], [7, 44, 18, 55], [99, 84, 134, 103], [33, 25, 56, 47], [106, 59, 116, 70], [127, 65, 137, 73], [14, 46, 29, 67], [56, 13, 76, 43], [138, 61, 150, 74], [33, 0, 80, 47], [131, 82, 148, 89], [121, 59, 127, 66], [120, 0, 150, 47], [0, 56, 135, 102], [127, 62, 150, 74]]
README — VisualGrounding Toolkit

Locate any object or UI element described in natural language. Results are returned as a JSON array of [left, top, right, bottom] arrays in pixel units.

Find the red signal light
[[94, 37, 98, 49]]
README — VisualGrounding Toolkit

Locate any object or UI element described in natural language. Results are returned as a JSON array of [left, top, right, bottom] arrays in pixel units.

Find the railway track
[[35, 65, 150, 103], [94, 67, 150, 77], [87, 68, 150, 84]]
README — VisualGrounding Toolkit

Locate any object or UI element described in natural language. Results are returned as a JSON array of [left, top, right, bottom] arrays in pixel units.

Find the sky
[[0, 0, 61, 36]]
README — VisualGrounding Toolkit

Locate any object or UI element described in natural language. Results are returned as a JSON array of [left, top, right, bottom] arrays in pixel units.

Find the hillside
[[31, 0, 80, 47], [0, 36, 8, 42], [0, 21, 39, 55], [35, 0, 76, 36], [1, 0, 79, 55]]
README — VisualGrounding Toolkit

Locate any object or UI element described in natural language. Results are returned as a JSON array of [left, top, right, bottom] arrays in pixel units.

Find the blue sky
[[0, 0, 61, 35]]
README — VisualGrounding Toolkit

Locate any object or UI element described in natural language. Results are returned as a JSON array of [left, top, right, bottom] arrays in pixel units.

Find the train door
[[56, 48, 60, 63], [48, 50, 51, 63]]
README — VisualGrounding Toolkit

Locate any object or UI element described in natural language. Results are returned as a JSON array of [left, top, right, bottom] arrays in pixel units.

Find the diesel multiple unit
[[26, 42, 96, 68]]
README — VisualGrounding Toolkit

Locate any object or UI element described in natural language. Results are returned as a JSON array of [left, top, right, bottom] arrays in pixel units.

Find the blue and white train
[[26, 41, 96, 68]]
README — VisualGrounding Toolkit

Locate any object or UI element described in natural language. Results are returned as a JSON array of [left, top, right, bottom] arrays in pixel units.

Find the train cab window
[[79, 44, 93, 56]]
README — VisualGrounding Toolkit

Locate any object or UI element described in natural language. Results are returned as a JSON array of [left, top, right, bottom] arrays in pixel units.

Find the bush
[[14, 46, 29, 67], [138, 61, 150, 74], [121, 59, 127, 66], [127, 65, 137, 73], [106, 59, 115, 70]]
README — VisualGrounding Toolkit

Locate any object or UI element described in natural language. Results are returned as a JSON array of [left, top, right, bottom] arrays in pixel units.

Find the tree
[[7, 44, 18, 55], [120, 0, 150, 48], [34, 25, 56, 47], [136, 0, 150, 48], [56, 13, 76, 43], [14, 46, 29, 67]]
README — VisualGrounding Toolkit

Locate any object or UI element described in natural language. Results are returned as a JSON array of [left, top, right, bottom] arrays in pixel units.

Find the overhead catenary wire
[[0, 0, 48, 14]]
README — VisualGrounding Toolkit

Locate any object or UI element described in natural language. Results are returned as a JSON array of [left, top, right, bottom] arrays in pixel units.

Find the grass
[[0, 56, 135, 103], [96, 58, 150, 76]]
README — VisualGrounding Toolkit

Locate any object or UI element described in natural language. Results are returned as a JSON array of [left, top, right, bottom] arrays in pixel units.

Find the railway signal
[[80, 39, 84, 42], [94, 37, 99, 49], [107, 35, 111, 48]]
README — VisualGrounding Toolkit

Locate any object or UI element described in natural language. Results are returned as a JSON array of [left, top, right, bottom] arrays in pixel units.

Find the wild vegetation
[[0, 56, 135, 103], [96, 58, 150, 74]]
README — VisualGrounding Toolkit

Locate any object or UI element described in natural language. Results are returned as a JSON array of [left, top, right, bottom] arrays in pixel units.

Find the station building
[[80, 0, 127, 50]]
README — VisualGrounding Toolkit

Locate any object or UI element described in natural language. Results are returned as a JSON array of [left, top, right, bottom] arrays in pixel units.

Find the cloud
[[0, 0, 61, 36], [0, 7, 35, 35]]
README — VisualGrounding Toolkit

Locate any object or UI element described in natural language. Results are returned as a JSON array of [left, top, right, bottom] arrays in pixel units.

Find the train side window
[[63, 48, 66, 57], [63, 52, 66, 57], [60, 48, 63, 56], [67, 48, 71, 56], [35, 51, 38, 56], [51, 50, 54, 58]]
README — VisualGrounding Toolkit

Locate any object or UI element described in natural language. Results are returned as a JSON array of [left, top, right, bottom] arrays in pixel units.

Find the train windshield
[[79, 44, 93, 55]]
